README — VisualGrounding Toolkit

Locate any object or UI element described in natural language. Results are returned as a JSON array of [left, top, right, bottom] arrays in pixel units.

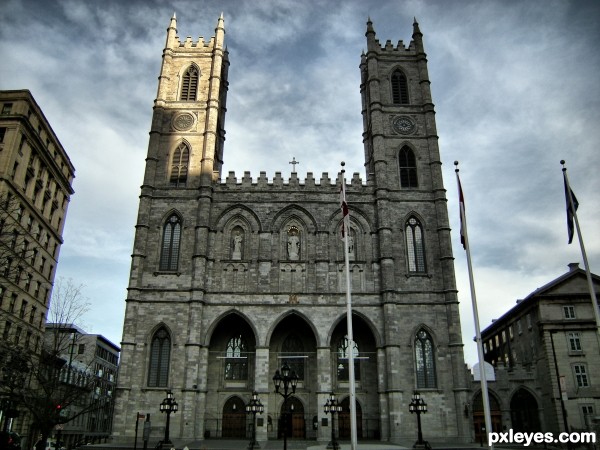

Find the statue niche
[[287, 226, 301, 261], [231, 227, 244, 260]]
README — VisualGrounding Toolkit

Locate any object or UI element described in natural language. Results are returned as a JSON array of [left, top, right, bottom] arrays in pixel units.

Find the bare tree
[[0, 278, 103, 450]]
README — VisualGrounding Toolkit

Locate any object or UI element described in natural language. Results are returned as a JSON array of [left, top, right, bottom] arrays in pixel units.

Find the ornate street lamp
[[245, 391, 264, 450], [159, 390, 178, 448], [323, 392, 342, 450], [409, 391, 430, 449], [272, 363, 298, 450]]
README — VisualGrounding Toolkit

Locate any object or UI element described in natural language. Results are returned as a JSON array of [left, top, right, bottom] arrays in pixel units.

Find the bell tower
[[143, 13, 229, 189]]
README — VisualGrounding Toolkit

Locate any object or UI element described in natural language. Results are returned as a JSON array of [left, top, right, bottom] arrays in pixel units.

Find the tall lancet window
[[337, 337, 361, 381], [405, 216, 426, 273], [159, 214, 182, 271], [415, 329, 436, 388], [399, 146, 418, 188], [224, 335, 248, 380], [169, 143, 189, 187], [148, 328, 171, 387], [391, 70, 409, 104], [180, 66, 199, 101]]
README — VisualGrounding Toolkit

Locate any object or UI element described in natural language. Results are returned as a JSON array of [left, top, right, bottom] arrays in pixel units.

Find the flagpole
[[341, 162, 358, 450], [561, 160, 600, 340], [454, 161, 493, 447]]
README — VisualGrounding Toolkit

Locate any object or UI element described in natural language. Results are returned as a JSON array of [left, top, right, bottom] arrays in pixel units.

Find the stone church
[[112, 14, 472, 445]]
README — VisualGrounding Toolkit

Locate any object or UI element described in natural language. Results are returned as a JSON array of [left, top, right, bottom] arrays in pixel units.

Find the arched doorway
[[510, 389, 540, 432], [472, 391, 502, 443], [222, 396, 246, 438], [278, 396, 305, 439], [339, 397, 363, 439]]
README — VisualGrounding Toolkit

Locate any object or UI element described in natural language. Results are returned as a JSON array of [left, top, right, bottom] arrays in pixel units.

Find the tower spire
[[166, 12, 178, 48]]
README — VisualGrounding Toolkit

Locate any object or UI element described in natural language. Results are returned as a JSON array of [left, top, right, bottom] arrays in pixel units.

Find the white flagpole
[[561, 160, 600, 340], [341, 162, 358, 450], [455, 162, 493, 447]]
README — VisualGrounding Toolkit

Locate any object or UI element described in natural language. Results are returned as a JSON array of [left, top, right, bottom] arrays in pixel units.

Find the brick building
[[112, 15, 471, 445]]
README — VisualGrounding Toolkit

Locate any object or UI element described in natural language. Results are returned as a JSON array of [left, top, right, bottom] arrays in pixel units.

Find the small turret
[[412, 17, 424, 53], [166, 12, 178, 48], [365, 17, 378, 51], [215, 12, 225, 47]]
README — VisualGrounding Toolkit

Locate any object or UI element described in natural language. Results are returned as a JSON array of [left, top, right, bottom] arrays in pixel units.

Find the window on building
[[574, 364, 589, 387], [19, 300, 27, 319], [399, 146, 418, 188], [581, 405, 595, 428], [180, 66, 199, 101], [159, 214, 182, 271], [2, 321, 11, 340], [564, 306, 576, 319], [224, 335, 248, 380], [527, 314, 532, 329], [517, 320, 522, 334], [391, 70, 409, 104], [568, 332, 582, 352], [9, 294, 17, 313], [337, 337, 360, 381], [282, 333, 305, 380], [415, 329, 436, 388], [0, 127, 6, 143], [169, 143, 189, 187], [148, 328, 171, 387], [1, 103, 13, 115], [30, 306, 37, 324], [405, 216, 426, 273], [509, 325, 514, 340]]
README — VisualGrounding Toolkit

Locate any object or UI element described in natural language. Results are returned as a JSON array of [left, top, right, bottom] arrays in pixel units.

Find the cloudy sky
[[1, 0, 599, 366]]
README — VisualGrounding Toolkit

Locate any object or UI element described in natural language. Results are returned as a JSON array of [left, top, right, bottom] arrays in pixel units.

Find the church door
[[279, 397, 305, 439], [472, 391, 502, 444], [222, 396, 246, 438], [338, 397, 363, 439]]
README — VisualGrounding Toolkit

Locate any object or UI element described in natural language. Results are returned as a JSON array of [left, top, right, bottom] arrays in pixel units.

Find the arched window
[[415, 329, 436, 388], [148, 328, 171, 387], [391, 70, 409, 104], [224, 335, 248, 380], [169, 143, 189, 187], [180, 66, 199, 101], [282, 334, 304, 380], [405, 216, 426, 273], [337, 337, 360, 381], [399, 146, 417, 188], [159, 214, 182, 271]]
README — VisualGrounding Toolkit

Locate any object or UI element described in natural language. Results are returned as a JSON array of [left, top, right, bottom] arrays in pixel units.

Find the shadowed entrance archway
[[278, 396, 305, 439], [339, 397, 363, 439], [222, 396, 246, 438], [473, 391, 502, 443], [510, 389, 540, 432]]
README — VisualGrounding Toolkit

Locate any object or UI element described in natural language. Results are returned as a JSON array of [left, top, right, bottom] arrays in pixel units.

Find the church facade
[[112, 14, 471, 445]]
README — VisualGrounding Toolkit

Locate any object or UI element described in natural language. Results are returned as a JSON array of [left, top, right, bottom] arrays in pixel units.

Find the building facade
[[471, 263, 600, 440], [112, 16, 471, 445], [0, 90, 75, 438], [44, 324, 120, 447]]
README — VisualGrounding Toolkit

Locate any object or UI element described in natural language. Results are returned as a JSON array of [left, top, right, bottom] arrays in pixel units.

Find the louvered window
[[391, 70, 409, 104], [148, 328, 171, 387], [180, 66, 199, 101], [159, 215, 181, 271], [399, 146, 418, 188], [169, 143, 189, 187], [406, 216, 426, 273]]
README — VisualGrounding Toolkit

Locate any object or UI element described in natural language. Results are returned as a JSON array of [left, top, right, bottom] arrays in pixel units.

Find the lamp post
[[323, 392, 342, 450], [159, 391, 178, 448], [272, 363, 298, 450], [245, 391, 264, 450], [409, 391, 430, 449]]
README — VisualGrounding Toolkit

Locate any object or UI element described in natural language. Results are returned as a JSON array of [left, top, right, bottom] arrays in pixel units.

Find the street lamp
[[272, 363, 298, 450], [245, 391, 264, 450], [409, 391, 430, 450], [323, 392, 342, 450], [159, 391, 178, 448]]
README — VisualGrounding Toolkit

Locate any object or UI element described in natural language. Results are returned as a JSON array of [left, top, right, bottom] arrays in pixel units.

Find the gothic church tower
[[112, 15, 471, 446]]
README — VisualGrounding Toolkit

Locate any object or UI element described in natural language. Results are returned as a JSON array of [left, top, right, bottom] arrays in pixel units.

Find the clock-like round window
[[392, 116, 416, 135], [173, 112, 195, 131]]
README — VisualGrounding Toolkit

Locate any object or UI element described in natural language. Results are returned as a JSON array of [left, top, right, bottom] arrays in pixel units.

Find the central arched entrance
[[339, 397, 363, 439], [278, 396, 305, 439], [473, 391, 502, 443]]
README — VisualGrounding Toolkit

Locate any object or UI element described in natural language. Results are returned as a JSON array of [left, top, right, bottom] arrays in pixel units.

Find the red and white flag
[[340, 183, 349, 237], [456, 172, 467, 250]]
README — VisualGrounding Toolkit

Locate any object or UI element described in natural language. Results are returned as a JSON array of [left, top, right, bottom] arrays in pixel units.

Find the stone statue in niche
[[348, 234, 355, 260], [287, 228, 300, 260], [232, 232, 242, 260]]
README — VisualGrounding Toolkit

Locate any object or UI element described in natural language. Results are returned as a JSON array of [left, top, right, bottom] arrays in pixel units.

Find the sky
[[1, 0, 599, 367]]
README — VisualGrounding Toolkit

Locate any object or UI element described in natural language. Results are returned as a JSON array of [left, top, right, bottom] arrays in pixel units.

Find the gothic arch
[[326, 311, 382, 348], [265, 309, 320, 348], [179, 64, 200, 101], [408, 323, 437, 347], [402, 212, 427, 273], [270, 205, 318, 233], [328, 205, 373, 262], [397, 144, 418, 188], [214, 204, 262, 233], [167, 140, 191, 187], [389, 67, 410, 104], [203, 309, 259, 348]]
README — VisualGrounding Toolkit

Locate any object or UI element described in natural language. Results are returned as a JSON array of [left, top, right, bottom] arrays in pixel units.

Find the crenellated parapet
[[217, 171, 370, 192], [172, 34, 221, 50]]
